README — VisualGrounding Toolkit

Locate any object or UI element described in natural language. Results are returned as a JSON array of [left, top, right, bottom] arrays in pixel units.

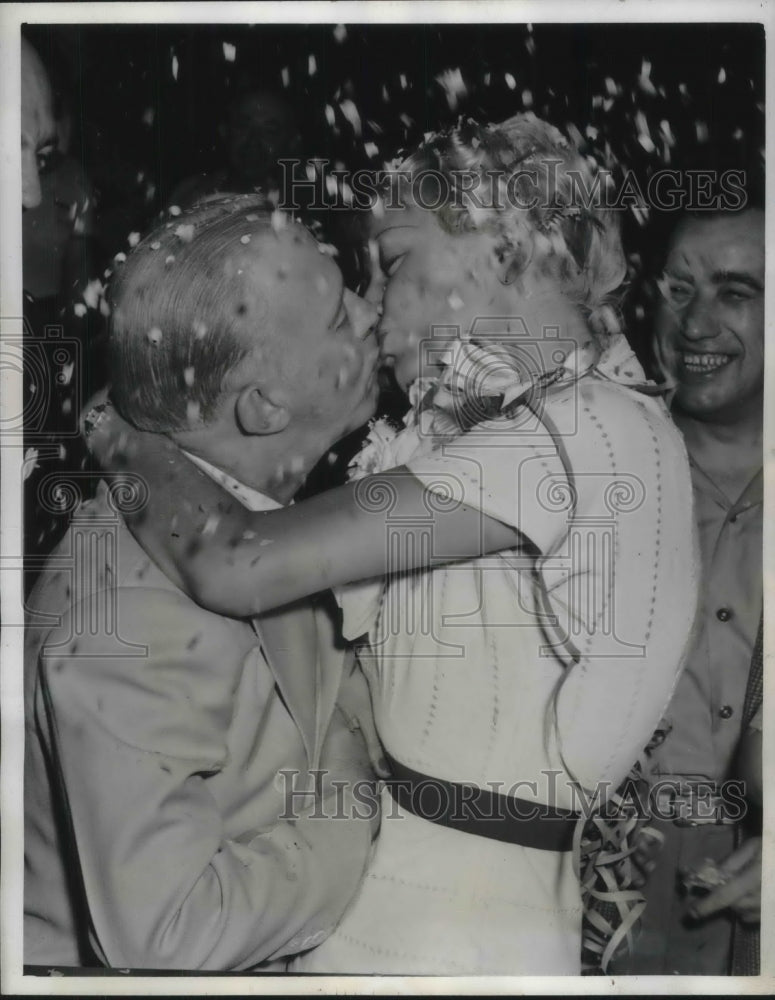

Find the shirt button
[[719, 705, 734, 720], [716, 607, 733, 622]]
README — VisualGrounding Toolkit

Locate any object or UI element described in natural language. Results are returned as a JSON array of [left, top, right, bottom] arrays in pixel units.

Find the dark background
[[24, 20, 765, 259]]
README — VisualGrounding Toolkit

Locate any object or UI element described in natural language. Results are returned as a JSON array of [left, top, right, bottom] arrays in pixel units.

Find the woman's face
[[367, 199, 524, 391]]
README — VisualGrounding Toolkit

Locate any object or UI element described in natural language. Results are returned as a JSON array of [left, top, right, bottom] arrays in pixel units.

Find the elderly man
[[24, 195, 381, 971], [21, 37, 58, 210], [615, 206, 764, 975]]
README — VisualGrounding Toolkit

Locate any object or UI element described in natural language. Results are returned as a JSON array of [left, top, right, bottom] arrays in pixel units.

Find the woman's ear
[[235, 385, 290, 435]]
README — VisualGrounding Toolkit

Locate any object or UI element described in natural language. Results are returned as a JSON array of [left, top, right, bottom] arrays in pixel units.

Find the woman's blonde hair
[[396, 113, 627, 341]]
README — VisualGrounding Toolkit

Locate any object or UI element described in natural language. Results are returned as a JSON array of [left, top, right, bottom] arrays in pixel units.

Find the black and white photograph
[[2, 1, 771, 993]]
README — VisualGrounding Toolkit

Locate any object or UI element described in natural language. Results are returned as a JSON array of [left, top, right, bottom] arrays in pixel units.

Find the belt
[[651, 779, 742, 827], [385, 753, 578, 852]]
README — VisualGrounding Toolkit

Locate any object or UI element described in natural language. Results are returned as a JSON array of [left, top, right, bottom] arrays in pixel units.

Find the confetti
[[171, 53, 179, 81], [183, 367, 195, 386], [240, 234, 251, 244], [23, 448, 40, 481], [165, 254, 176, 266], [364, 142, 379, 158], [223, 42, 236, 62], [147, 327, 163, 345], [128, 231, 141, 247], [114, 251, 127, 263], [505, 72, 516, 90], [718, 66, 726, 84], [281, 66, 290, 87], [142, 107, 154, 127], [325, 105, 336, 126], [193, 321, 208, 339], [308, 54, 317, 76], [333, 24, 347, 43], [82, 279, 104, 309], [175, 224, 195, 242], [435, 68, 467, 110], [339, 99, 362, 136], [73, 303, 87, 318], [169, 205, 182, 216]]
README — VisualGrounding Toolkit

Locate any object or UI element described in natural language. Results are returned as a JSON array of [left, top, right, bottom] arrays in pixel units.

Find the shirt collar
[[181, 449, 284, 512]]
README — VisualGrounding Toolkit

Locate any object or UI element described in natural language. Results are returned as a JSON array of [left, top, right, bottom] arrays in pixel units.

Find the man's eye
[[720, 286, 754, 304], [36, 148, 61, 176], [657, 274, 693, 307]]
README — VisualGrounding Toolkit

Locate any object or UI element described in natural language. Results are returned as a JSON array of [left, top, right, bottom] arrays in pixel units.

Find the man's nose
[[680, 292, 717, 342], [347, 292, 380, 340], [22, 152, 42, 209]]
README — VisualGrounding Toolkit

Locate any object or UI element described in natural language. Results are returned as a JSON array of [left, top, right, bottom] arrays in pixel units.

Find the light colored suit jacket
[[24, 480, 373, 971]]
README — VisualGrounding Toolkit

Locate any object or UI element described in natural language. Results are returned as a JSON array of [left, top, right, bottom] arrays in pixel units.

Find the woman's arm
[[86, 403, 520, 617]]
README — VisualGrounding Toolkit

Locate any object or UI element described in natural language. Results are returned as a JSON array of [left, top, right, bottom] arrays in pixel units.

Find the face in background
[[226, 92, 302, 186], [246, 224, 380, 447], [21, 39, 57, 209], [655, 209, 764, 425]]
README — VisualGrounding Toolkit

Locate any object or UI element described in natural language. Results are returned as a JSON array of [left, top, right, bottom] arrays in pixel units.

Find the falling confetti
[[240, 234, 251, 244], [308, 54, 317, 76], [175, 224, 195, 242], [333, 24, 347, 44], [339, 99, 362, 136], [505, 72, 516, 90], [435, 68, 467, 110], [147, 327, 163, 345], [128, 232, 141, 247], [82, 279, 104, 309], [171, 53, 179, 81], [281, 66, 290, 87], [223, 42, 236, 62], [183, 367, 195, 386]]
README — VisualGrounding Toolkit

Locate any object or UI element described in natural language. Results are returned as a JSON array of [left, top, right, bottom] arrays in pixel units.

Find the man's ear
[[235, 384, 290, 435]]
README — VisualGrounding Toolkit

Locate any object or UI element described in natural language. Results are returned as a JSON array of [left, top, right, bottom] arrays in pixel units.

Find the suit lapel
[[252, 595, 348, 769], [252, 600, 319, 768]]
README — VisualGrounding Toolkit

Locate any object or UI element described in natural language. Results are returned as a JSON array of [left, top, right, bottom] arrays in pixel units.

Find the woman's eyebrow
[[372, 223, 418, 242]]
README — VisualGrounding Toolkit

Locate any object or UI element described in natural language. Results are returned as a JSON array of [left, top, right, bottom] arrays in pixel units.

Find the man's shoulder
[[27, 482, 254, 652]]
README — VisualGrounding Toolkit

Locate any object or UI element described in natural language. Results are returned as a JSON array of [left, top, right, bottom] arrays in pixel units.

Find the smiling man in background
[[615, 206, 764, 975]]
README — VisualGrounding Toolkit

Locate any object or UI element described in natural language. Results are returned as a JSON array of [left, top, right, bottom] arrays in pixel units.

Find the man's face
[[227, 93, 301, 184], [247, 224, 380, 447], [655, 210, 764, 424], [367, 197, 520, 391], [21, 40, 57, 210]]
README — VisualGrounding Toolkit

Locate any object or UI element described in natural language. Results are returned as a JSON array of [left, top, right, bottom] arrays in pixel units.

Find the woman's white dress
[[293, 369, 698, 974]]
